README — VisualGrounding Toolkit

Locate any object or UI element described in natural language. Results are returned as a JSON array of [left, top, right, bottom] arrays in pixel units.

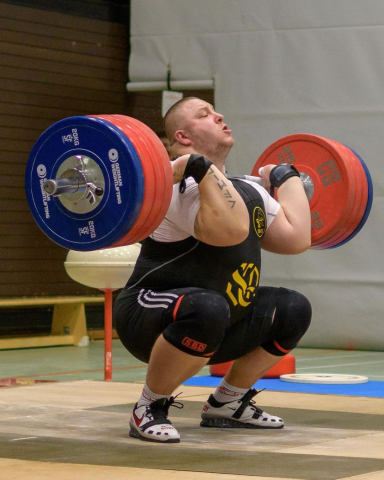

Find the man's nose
[[215, 113, 224, 123]]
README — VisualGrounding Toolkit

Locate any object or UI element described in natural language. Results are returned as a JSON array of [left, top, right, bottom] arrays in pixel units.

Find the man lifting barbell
[[113, 97, 313, 443]]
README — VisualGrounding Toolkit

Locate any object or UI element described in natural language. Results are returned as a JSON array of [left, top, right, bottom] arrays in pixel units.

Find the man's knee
[[278, 288, 312, 337], [163, 290, 230, 358], [262, 288, 312, 356]]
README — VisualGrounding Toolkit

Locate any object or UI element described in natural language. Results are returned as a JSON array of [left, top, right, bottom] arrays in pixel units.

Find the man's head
[[164, 97, 234, 165]]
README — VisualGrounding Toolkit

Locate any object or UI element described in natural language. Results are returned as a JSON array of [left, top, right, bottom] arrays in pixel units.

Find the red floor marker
[[210, 354, 296, 379]]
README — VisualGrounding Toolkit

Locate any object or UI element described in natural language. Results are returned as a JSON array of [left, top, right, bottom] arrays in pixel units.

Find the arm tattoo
[[209, 173, 236, 208], [226, 196, 236, 209]]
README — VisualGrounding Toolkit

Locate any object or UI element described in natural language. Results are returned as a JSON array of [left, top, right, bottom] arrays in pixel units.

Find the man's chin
[[226, 137, 235, 147]]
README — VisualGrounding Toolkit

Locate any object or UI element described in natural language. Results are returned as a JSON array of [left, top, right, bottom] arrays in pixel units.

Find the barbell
[[25, 115, 373, 251]]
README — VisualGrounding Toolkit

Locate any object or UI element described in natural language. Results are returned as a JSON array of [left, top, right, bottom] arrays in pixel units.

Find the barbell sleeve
[[43, 178, 87, 197]]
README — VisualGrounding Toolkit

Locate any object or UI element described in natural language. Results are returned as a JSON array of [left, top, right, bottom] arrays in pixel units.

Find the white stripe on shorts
[[137, 289, 179, 309], [143, 292, 176, 303]]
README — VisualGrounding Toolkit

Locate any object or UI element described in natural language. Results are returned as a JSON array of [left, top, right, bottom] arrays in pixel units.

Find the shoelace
[[146, 393, 184, 420], [168, 392, 184, 411]]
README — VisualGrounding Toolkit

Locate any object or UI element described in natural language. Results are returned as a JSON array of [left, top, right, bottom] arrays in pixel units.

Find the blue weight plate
[[329, 147, 373, 248], [25, 116, 144, 251]]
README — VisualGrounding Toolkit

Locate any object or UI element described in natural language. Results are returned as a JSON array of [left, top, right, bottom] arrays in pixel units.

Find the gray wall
[[129, 0, 384, 350]]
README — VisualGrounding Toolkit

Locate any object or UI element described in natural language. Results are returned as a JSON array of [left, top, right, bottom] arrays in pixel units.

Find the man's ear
[[174, 129, 192, 146]]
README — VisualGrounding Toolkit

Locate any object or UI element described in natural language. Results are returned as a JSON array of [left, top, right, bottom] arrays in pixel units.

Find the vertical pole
[[104, 288, 113, 381]]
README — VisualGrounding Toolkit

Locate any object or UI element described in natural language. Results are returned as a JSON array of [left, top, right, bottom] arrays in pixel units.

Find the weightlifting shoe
[[200, 388, 284, 429], [129, 396, 183, 443]]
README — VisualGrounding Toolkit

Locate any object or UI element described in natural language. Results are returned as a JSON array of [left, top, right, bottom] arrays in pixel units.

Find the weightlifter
[[113, 97, 312, 443]]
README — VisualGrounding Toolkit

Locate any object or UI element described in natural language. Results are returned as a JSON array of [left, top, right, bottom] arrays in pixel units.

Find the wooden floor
[[1, 379, 384, 479]]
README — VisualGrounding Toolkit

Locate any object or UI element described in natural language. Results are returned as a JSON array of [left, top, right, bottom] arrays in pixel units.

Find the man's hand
[[261, 170, 311, 254], [171, 155, 191, 184], [257, 164, 276, 191]]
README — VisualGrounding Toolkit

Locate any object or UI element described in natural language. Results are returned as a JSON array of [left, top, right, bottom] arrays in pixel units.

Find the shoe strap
[[141, 416, 173, 431], [233, 388, 264, 420]]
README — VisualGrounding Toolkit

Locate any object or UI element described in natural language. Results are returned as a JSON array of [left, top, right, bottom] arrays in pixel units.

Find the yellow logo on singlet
[[226, 263, 260, 307], [253, 206, 266, 238]]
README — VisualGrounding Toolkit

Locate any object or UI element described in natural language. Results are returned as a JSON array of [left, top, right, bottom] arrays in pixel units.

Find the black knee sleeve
[[162, 290, 230, 358], [262, 288, 312, 356]]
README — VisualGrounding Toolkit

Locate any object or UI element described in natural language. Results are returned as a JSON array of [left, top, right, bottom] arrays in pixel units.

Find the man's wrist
[[179, 154, 213, 193], [269, 163, 300, 197]]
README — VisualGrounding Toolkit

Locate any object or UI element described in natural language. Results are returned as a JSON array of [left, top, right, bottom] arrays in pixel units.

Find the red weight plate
[[315, 140, 368, 248], [100, 115, 161, 245], [309, 140, 362, 249], [103, 115, 155, 244], [111, 115, 169, 241], [93, 115, 156, 246], [113, 115, 173, 238], [260, 136, 357, 248], [329, 146, 373, 248], [113, 116, 171, 242], [311, 144, 365, 248], [252, 134, 357, 248], [118, 115, 172, 180]]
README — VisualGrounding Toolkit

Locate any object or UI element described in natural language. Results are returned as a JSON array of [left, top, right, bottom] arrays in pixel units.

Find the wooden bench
[[0, 296, 105, 350]]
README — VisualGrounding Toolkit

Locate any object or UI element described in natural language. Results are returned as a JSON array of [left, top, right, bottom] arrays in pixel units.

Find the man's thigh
[[114, 286, 224, 363]]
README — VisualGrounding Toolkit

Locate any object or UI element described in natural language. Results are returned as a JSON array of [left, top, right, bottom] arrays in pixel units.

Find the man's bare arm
[[172, 155, 249, 246]]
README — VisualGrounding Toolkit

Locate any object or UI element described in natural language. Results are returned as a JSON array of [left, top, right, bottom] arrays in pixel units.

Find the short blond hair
[[163, 96, 199, 146]]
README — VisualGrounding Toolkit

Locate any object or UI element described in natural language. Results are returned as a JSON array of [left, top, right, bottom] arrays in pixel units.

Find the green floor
[[0, 341, 383, 383]]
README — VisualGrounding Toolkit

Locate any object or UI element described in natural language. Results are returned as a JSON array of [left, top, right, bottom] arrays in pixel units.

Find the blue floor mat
[[183, 376, 384, 398]]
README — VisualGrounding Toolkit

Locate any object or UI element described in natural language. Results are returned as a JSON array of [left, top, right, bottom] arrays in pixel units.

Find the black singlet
[[125, 179, 267, 325]]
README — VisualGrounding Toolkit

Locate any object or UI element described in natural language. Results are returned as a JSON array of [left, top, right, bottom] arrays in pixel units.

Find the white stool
[[64, 244, 141, 380]]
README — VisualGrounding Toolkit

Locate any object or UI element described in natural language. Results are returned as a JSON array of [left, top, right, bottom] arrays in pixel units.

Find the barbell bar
[[25, 115, 373, 251]]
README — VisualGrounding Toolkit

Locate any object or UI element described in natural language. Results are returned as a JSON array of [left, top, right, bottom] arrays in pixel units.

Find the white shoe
[[129, 397, 182, 443], [200, 389, 284, 429]]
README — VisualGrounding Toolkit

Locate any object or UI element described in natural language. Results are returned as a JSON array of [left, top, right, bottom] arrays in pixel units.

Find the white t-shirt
[[150, 177, 281, 242]]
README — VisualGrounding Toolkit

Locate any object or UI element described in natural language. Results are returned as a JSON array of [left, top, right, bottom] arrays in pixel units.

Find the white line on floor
[[296, 352, 384, 362], [11, 437, 38, 442], [297, 359, 384, 370]]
